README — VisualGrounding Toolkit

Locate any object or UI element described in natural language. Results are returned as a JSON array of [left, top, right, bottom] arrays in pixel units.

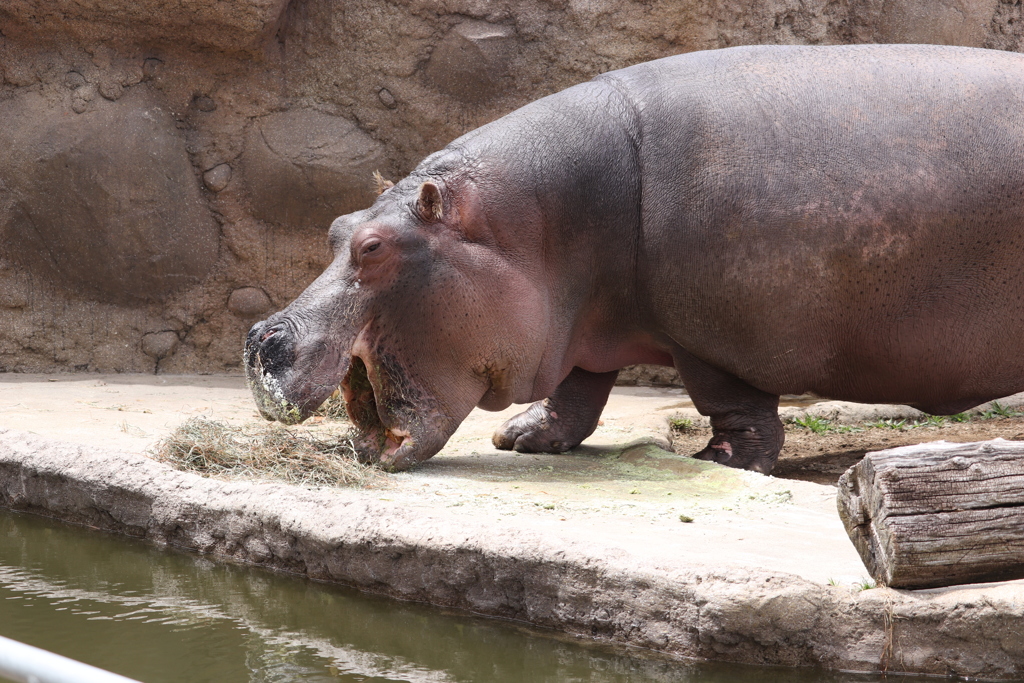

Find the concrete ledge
[[2, 427, 1023, 679]]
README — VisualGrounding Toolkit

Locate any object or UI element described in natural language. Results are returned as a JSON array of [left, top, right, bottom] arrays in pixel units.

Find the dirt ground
[[672, 415, 1024, 486]]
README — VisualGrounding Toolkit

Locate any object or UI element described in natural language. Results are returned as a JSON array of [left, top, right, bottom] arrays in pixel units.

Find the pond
[[0, 510, 968, 683]]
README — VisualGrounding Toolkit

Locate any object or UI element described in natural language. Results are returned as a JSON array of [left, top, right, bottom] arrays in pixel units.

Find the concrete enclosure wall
[[0, 0, 1021, 374]]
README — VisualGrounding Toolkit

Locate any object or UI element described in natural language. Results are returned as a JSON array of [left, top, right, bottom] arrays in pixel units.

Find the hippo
[[245, 43, 1024, 474]]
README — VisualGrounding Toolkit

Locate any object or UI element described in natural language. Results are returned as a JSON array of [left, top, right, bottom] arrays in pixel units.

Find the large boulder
[[0, 88, 219, 304], [239, 108, 386, 230], [424, 20, 518, 102]]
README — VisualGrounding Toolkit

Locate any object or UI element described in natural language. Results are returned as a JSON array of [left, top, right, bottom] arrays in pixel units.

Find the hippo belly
[[246, 43, 1024, 474]]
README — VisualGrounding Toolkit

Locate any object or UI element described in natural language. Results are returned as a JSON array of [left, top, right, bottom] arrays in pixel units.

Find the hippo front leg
[[493, 367, 619, 453], [673, 348, 784, 474]]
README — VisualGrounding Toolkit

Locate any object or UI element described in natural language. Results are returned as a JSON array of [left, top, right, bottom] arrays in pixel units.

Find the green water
[[0, 510, 953, 683]]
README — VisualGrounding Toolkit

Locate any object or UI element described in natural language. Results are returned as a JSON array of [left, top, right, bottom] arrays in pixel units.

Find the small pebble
[[71, 84, 95, 114], [64, 71, 86, 89], [98, 81, 124, 101], [203, 164, 232, 192], [194, 95, 216, 112], [378, 87, 397, 109], [142, 58, 163, 79]]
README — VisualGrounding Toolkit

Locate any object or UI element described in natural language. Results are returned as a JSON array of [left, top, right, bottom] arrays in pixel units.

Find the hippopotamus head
[[244, 156, 552, 470]]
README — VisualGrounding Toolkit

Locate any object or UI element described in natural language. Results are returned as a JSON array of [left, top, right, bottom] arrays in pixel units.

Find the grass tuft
[[918, 415, 947, 427], [980, 400, 1022, 420], [791, 414, 833, 434], [669, 417, 696, 433], [865, 418, 909, 430], [786, 414, 862, 434], [779, 400, 1024, 436], [153, 417, 383, 488]]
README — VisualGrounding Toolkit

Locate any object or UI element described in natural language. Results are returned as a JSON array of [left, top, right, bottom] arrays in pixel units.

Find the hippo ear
[[373, 170, 395, 195], [416, 182, 444, 222]]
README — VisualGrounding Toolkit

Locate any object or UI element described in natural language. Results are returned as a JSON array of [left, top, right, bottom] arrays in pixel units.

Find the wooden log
[[837, 438, 1024, 589]]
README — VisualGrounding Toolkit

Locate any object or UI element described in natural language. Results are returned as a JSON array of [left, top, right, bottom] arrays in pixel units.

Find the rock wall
[[0, 0, 1021, 374]]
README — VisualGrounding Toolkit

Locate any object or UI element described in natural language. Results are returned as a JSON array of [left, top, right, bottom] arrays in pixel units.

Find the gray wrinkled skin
[[248, 44, 1024, 473]]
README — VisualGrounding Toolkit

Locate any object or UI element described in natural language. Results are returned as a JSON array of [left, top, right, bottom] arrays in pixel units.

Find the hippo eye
[[355, 236, 387, 268]]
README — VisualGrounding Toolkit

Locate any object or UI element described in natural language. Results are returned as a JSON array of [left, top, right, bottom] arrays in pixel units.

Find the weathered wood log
[[837, 438, 1024, 589]]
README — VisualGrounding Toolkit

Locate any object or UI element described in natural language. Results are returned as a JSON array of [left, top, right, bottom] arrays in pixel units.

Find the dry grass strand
[[154, 417, 383, 488], [312, 389, 349, 420]]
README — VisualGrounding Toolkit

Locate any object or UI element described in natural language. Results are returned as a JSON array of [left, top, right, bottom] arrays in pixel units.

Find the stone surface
[[777, 393, 1024, 425], [1, 377, 1024, 678], [876, 0, 1001, 47], [141, 331, 180, 360], [193, 94, 216, 112], [377, 87, 397, 109], [227, 286, 272, 316], [0, 88, 219, 304], [97, 79, 123, 100], [425, 20, 518, 101], [203, 163, 233, 192], [240, 108, 387, 229], [1, 0, 1023, 373], [0, 0, 291, 54]]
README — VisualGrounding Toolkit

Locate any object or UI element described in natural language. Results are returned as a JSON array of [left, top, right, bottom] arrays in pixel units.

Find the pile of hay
[[153, 417, 382, 488]]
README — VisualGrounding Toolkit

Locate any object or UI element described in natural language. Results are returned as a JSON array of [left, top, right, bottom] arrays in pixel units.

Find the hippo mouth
[[341, 353, 412, 463], [337, 321, 455, 471], [245, 317, 456, 471]]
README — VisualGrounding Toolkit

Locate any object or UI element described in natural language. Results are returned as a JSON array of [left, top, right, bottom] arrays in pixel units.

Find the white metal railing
[[0, 635, 142, 683]]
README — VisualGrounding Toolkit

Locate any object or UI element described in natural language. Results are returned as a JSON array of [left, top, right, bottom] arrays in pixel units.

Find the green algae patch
[[428, 439, 753, 503], [602, 442, 749, 498], [613, 443, 717, 479]]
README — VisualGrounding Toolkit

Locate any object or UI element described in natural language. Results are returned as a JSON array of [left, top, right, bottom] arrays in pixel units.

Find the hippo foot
[[492, 399, 590, 453], [692, 418, 784, 474], [492, 367, 618, 454]]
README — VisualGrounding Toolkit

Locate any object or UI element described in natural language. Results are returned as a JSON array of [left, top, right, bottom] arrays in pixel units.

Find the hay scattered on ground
[[153, 417, 383, 488], [312, 390, 349, 420]]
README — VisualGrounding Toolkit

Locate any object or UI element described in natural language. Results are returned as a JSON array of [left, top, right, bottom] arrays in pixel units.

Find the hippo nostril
[[246, 321, 266, 347], [253, 323, 286, 344], [258, 323, 288, 345], [247, 323, 295, 376]]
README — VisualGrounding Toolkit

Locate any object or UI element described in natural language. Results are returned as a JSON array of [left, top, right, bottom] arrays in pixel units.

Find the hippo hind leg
[[493, 368, 619, 453], [673, 348, 784, 474], [694, 409, 784, 474]]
